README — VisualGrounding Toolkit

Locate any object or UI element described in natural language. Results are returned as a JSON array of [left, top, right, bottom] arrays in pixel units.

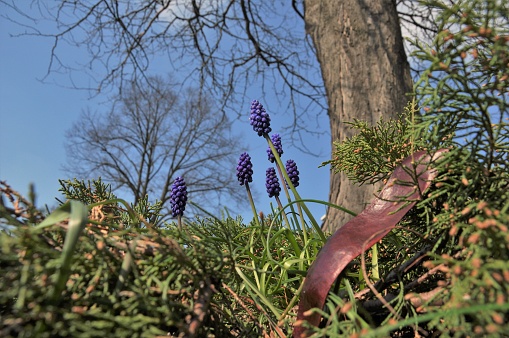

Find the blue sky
[[0, 16, 91, 208], [0, 6, 331, 222]]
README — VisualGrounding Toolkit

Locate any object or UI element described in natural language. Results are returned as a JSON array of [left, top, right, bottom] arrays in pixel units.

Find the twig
[[404, 286, 446, 313], [360, 286, 446, 314], [354, 243, 433, 300], [222, 283, 273, 338], [360, 236, 400, 320], [0, 181, 44, 221], [360, 230, 429, 337], [404, 249, 465, 292], [187, 278, 214, 338]]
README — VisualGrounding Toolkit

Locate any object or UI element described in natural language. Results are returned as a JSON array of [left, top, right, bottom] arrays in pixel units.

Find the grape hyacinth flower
[[170, 176, 188, 217], [265, 167, 281, 198], [267, 133, 283, 163], [249, 100, 272, 136], [236, 152, 253, 186], [237, 152, 260, 227], [285, 159, 300, 188]]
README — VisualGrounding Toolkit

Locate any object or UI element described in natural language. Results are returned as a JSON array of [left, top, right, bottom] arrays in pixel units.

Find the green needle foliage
[[1, 189, 243, 336], [1, 178, 314, 337], [319, 0, 509, 336], [321, 101, 426, 186]]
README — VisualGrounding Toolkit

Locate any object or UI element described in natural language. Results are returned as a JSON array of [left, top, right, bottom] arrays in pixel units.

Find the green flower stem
[[372, 243, 380, 281], [249, 226, 262, 290], [177, 215, 182, 230], [275, 195, 301, 257], [295, 202, 310, 267], [265, 134, 327, 242], [275, 161, 309, 267], [274, 163, 300, 230], [267, 137, 310, 251], [245, 182, 261, 228]]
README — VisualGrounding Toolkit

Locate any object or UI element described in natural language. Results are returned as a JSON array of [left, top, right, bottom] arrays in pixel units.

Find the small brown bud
[[467, 232, 480, 244], [340, 302, 353, 314]]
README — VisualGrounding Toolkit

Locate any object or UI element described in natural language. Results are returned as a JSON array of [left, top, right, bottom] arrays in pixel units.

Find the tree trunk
[[304, 0, 413, 232]]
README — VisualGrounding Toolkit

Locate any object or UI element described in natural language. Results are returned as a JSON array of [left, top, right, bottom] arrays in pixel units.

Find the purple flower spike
[[285, 159, 300, 188], [265, 167, 281, 198], [170, 177, 188, 217], [267, 133, 283, 163], [236, 152, 253, 186], [250, 100, 272, 136]]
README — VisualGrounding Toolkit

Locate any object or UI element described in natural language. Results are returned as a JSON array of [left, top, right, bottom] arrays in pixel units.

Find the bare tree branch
[[64, 75, 247, 220], [1, 0, 326, 136]]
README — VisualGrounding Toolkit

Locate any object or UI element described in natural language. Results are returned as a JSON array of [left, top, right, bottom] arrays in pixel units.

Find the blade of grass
[[49, 200, 88, 304], [235, 266, 282, 318]]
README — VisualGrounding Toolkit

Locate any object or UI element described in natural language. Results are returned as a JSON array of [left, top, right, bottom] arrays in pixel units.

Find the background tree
[[305, 0, 412, 230], [65, 76, 245, 221], [2, 0, 438, 231]]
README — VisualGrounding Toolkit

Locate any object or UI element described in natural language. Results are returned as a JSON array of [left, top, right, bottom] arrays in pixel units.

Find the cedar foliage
[[319, 0, 509, 336]]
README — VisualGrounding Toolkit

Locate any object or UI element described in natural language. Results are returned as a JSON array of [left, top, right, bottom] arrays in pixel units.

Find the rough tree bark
[[305, 0, 413, 232]]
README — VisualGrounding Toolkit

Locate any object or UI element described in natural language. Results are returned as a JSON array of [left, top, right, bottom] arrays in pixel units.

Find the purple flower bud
[[267, 133, 283, 163], [249, 100, 272, 136], [265, 167, 281, 198], [285, 159, 300, 188], [170, 177, 187, 217], [236, 152, 253, 186]]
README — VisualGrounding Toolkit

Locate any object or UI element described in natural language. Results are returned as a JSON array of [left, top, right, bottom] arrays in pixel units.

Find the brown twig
[[404, 286, 446, 313], [360, 231, 401, 320], [187, 278, 215, 338], [0, 181, 44, 221], [404, 249, 465, 292], [221, 283, 273, 338], [360, 229, 429, 337], [354, 243, 433, 301]]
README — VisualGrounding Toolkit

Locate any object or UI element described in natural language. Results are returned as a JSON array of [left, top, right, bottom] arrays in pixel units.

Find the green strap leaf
[[49, 200, 88, 304]]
